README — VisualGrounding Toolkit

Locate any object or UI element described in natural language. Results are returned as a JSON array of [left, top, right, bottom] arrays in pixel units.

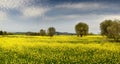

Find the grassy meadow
[[0, 35, 120, 64]]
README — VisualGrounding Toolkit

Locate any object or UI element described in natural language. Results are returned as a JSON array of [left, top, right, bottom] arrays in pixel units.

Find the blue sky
[[0, 0, 120, 33]]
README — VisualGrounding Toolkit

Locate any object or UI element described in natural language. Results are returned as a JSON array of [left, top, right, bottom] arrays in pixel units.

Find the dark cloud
[[32, 0, 120, 6], [0, 0, 120, 33]]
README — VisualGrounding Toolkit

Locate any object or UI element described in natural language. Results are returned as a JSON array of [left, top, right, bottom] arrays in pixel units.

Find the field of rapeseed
[[0, 35, 120, 64]]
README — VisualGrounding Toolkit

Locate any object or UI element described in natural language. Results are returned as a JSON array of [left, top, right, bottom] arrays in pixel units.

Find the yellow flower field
[[0, 35, 120, 64]]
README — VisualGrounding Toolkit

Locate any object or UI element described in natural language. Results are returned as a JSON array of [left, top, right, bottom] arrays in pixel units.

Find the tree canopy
[[47, 27, 56, 37], [40, 29, 46, 36], [100, 20, 120, 42], [75, 22, 89, 37]]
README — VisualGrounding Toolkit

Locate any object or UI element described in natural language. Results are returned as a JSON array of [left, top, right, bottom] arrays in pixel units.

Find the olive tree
[[40, 29, 46, 36], [47, 27, 56, 37], [107, 21, 120, 41], [100, 20, 120, 42], [100, 20, 113, 36], [75, 22, 89, 37]]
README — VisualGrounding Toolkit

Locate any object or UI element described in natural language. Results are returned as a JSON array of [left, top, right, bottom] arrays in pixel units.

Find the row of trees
[[0, 30, 13, 35], [75, 19, 120, 42], [27, 27, 56, 37], [39, 27, 56, 37], [100, 20, 120, 42], [0, 19, 120, 41], [0, 31, 7, 35]]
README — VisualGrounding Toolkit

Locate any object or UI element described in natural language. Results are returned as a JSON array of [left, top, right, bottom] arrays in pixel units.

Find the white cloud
[[102, 15, 120, 20], [0, 0, 30, 9], [0, 0, 49, 19], [0, 11, 8, 21], [45, 14, 120, 34], [55, 2, 108, 10], [22, 7, 49, 17], [45, 14, 101, 21]]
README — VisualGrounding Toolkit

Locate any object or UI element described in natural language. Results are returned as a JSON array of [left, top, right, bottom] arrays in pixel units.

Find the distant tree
[[100, 20, 120, 42], [100, 20, 113, 36], [47, 27, 56, 37], [26, 32, 39, 36], [75, 22, 89, 37], [3, 31, 7, 35], [0, 30, 3, 35], [107, 20, 120, 42], [40, 29, 46, 36]]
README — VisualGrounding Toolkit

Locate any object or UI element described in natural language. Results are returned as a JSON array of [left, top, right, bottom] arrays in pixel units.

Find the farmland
[[0, 35, 120, 64]]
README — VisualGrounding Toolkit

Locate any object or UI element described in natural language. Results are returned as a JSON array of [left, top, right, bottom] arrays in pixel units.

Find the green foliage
[[3, 31, 7, 35], [0, 30, 3, 35], [0, 30, 8, 35], [100, 20, 120, 42], [75, 22, 89, 37], [107, 20, 120, 42], [100, 20, 113, 36], [40, 29, 46, 36], [47, 27, 56, 37]]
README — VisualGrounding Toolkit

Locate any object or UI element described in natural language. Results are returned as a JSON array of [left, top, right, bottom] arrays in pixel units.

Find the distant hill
[[13, 32, 27, 35], [13, 32, 76, 35]]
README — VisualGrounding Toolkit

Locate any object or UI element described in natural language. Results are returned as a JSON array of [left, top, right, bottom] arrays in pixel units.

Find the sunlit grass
[[0, 35, 120, 64]]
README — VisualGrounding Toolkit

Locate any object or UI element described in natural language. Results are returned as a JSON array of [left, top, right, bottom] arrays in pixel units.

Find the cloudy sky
[[0, 0, 120, 33]]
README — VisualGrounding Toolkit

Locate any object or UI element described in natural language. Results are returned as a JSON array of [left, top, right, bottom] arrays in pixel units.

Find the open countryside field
[[0, 35, 120, 64]]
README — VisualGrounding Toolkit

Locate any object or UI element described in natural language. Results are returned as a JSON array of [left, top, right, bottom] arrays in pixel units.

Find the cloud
[[0, 0, 30, 9], [0, 11, 8, 21], [44, 14, 102, 21], [44, 13, 120, 33], [0, 0, 120, 33], [21, 7, 49, 18], [0, 0, 49, 19], [55, 2, 108, 10], [102, 15, 120, 20], [55, 2, 119, 11]]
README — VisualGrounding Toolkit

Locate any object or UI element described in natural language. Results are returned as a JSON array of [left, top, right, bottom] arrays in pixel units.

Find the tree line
[[26, 27, 56, 37], [75, 19, 120, 42], [100, 20, 120, 42], [0, 30, 13, 35], [0, 19, 120, 41]]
